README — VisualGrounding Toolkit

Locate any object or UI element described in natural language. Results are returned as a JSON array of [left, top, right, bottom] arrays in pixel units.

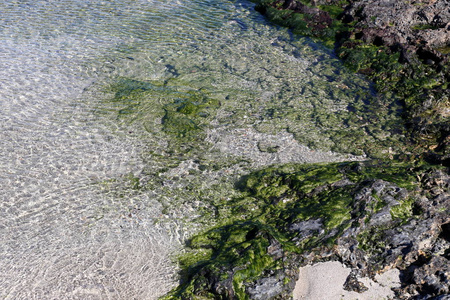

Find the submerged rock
[[251, 0, 450, 163]]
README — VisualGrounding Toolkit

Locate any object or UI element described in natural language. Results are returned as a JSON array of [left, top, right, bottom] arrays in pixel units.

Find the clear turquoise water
[[0, 0, 403, 298]]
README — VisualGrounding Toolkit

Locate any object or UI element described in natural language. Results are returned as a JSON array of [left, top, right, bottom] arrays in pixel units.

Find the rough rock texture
[[342, 0, 450, 49], [163, 162, 449, 299], [339, 0, 450, 165], [292, 170, 449, 299], [249, 170, 449, 299]]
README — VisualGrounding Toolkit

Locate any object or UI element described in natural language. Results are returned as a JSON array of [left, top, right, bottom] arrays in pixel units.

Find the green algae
[[240, 163, 344, 197], [342, 160, 423, 190], [291, 187, 354, 229], [254, 0, 349, 48], [187, 222, 280, 299], [368, 192, 387, 213], [102, 67, 406, 163], [162, 160, 431, 299], [338, 43, 402, 77], [163, 220, 294, 299], [336, 41, 448, 120], [162, 91, 220, 138], [411, 23, 437, 31], [318, 3, 347, 18], [436, 46, 450, 55], [357, 225, 390, 254], [102, 35, 411, 161], [104, 78, 220, 142], [390, 197, 415, 222]]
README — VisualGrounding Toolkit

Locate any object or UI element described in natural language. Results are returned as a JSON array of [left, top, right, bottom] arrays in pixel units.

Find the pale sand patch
[[293, 261, 401, 300]]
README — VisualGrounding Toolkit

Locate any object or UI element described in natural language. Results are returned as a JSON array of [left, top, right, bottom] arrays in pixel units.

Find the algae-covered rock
[[163, 161, 449, 299]]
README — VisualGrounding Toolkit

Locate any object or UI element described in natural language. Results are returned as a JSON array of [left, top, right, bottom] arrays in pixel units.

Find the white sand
[[293, 261, 401, 300]]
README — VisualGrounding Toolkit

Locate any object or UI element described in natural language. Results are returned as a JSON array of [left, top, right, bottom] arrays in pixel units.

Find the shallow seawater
[[0, 0, 405, 299]]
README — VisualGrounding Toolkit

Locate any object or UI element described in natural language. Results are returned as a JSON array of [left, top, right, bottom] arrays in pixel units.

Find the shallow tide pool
[[0, 0, 405, 298]]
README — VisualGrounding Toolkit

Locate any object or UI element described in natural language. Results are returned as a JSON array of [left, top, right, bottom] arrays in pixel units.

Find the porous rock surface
[[247, 169, 449, 299], [342, 0, 450, 50], [168, 162, 449, 300]]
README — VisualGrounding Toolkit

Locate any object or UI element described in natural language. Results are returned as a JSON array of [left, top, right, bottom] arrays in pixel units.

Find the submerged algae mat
[[94, 75, 416, 299], [85, 0, 413, 206], [91, 67, 402, 227], [92, 2, 407, 161]]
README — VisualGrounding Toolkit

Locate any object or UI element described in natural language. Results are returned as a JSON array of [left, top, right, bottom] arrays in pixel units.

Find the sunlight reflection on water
[[0, 0, 403, 298]]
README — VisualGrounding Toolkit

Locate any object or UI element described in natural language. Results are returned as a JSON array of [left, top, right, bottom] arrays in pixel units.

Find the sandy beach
[[293, 261, 401, 300]]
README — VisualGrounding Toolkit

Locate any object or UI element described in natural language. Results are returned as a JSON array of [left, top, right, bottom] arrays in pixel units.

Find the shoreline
[[161, 0, 449, 299]]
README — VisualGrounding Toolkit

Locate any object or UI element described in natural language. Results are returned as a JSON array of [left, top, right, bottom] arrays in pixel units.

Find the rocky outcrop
[[342, 0, 450, 49], [262, 168, 449, 299], [339, 0, 450, 165], [163, 161, 449, 299]]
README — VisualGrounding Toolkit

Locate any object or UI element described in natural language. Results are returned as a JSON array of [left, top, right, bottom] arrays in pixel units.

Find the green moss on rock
[[390, 197, 415, 222], [162, 160, 431, 299]]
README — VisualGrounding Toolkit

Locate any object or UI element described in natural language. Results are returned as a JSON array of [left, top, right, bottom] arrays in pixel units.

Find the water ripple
[[0, 0, 404, 298]]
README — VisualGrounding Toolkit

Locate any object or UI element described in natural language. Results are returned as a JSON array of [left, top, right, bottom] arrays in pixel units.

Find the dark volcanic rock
[[411, 256, 450, 295], [247, 270, 297, 300], [255, 168, 449, 299], [343, 270, 369, 293], [165, 162, 449, 300]]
